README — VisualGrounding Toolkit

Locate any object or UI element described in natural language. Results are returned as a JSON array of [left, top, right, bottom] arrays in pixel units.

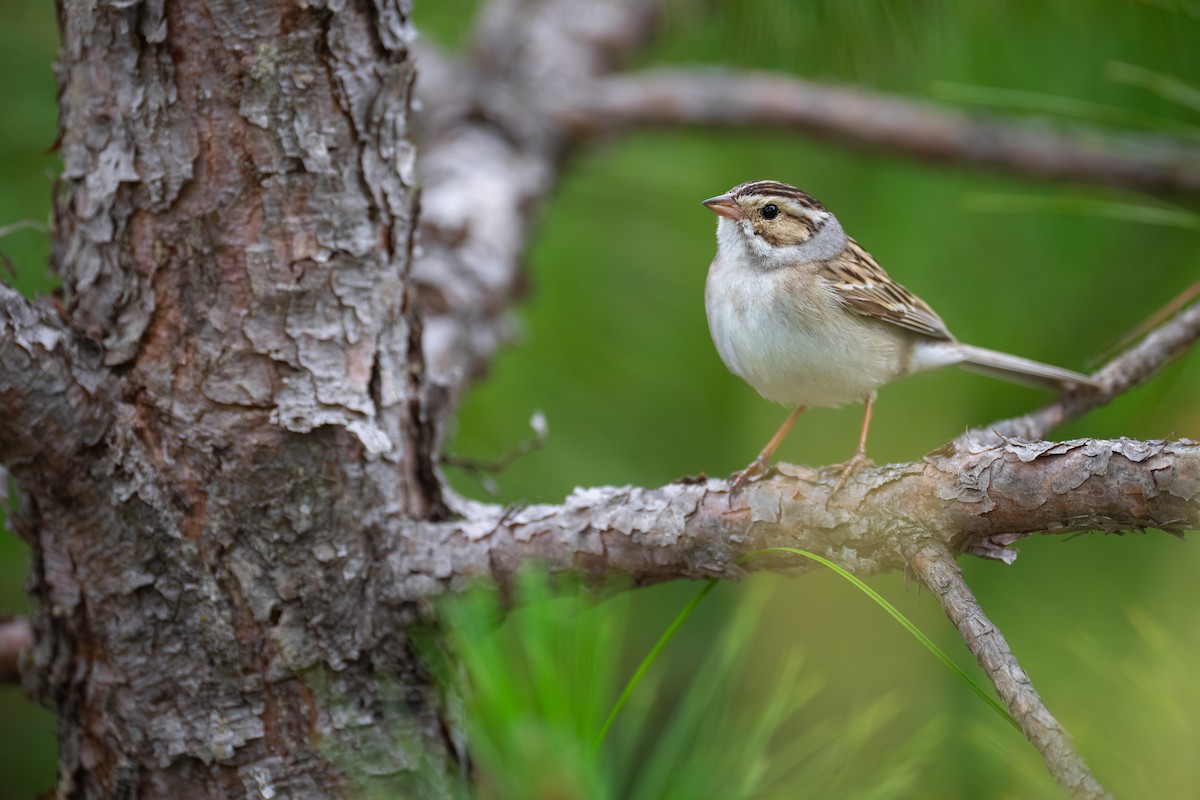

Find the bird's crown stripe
[[731, 181, 826, 209]]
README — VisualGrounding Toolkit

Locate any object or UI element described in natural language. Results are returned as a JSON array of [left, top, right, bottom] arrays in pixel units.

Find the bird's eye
[[761, 204, 779, 220]]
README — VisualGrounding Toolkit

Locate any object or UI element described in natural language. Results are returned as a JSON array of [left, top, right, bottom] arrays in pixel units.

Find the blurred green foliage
[[349, 571, 942, 800], [2, 0, 1199, 797]]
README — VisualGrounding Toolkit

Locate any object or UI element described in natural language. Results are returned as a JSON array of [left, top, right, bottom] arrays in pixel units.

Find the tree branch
[[413, 0, 659, 410], [906, 538, 1112, 800], [0, 285, 112, 472], [571, 69, 1200, 195], [401, 437, 1200, 596]]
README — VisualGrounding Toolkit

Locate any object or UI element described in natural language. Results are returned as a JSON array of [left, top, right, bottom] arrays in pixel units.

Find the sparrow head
[[703, 180, 847, 269]]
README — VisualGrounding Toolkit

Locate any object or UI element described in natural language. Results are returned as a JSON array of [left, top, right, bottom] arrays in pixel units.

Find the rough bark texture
[[4, 0, 1198, 797], [0, 284, 113, 470], [421, 437, 1200, 587], [907, 539, 1112, 800], [25, 1, 438, 796]]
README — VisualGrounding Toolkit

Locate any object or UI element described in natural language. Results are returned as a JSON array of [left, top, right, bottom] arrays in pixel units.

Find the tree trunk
[[21, 1, 448, 795]]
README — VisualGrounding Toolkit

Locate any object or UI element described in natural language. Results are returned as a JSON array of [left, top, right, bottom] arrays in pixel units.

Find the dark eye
[[761, 204, 779, 220]]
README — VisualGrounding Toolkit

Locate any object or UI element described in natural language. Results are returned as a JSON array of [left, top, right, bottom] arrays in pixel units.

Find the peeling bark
[[25, 1, 442, 796], [410, 438, 1200, 592], [0, 285, 112, 470]]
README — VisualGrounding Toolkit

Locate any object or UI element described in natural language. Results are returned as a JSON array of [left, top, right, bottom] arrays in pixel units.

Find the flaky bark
[[422, 437, 1200, 587], [3, 0, 1196, 797], [0, 284, 112, 469], [22, 1, 437, 796]]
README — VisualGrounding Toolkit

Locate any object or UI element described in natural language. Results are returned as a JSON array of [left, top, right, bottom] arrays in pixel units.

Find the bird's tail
[[955, 344, 1098, 392]]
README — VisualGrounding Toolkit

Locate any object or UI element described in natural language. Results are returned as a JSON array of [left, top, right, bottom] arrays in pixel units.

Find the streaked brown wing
[[821, 239, 954, 341]]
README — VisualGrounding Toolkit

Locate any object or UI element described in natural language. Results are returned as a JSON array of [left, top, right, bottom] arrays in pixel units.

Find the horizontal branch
[[906, 539, 1111, 799], [403, 436, 1199, 596], [0, 285, 113, 472], [572, 69, 1200, 195]]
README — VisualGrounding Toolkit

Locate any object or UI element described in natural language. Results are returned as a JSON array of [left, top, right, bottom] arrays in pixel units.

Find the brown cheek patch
[[757, 215, 816, 248]]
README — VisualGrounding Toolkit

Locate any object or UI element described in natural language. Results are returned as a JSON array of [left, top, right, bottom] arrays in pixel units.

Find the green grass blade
[[594, 579, 718, 749], [745, 547, 1020, 732]]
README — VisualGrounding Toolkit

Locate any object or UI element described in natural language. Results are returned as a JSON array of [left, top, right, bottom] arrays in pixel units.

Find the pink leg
[[728, 405, 806, 504], [832, 393, 876, 492]]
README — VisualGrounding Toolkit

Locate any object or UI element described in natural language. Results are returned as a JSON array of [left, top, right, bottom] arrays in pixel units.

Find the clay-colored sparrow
[[703, 180, 1097, 495]]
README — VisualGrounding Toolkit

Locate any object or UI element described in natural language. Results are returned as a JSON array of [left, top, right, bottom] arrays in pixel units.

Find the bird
[[701, 179, 1097, 497]]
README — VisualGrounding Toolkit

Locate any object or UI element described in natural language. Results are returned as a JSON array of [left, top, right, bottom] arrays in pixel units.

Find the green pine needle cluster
[[346, 570, 944, 800]]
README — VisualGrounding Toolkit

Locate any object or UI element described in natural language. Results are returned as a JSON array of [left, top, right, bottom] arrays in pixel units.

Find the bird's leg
[[728, 405, 806, 505], [831, 392, 877, 492]]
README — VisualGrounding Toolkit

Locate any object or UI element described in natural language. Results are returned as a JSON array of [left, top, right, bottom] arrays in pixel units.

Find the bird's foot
[[829, 451, 874, 493], [727, 454, 772, 507]]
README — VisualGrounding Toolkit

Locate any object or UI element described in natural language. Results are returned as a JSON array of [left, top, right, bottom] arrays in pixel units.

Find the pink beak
[[702, 194, 743, 220]]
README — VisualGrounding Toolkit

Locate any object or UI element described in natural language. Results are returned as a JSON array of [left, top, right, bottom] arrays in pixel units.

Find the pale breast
[[705, 256, 908, 408]]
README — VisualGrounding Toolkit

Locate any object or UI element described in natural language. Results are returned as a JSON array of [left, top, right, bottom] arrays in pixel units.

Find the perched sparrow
[[702, 180, 1097, 495]]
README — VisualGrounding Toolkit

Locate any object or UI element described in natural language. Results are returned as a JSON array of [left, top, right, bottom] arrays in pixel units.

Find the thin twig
[[905, 538, 1112, 800], [1089, 277, 1200, 368], [572, 70, 1200, 196], [441, 414, 548, 494]]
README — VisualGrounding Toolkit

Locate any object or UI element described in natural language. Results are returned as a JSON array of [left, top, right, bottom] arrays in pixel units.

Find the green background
[[3, 0, 1199, 797]]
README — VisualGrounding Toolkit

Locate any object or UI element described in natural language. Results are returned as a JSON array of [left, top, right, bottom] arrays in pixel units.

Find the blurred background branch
[[572, 70, 1200, 195]]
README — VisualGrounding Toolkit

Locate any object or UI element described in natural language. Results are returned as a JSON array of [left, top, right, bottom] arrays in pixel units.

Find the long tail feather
[[955, 344, 1097, 392]]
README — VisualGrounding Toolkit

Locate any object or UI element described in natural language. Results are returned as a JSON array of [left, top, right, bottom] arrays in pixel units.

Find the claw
[[830, 452, 873, 493], [829, 392, 877, 493], [727, 454, 771, 508], [726, 406, 807, 509]]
